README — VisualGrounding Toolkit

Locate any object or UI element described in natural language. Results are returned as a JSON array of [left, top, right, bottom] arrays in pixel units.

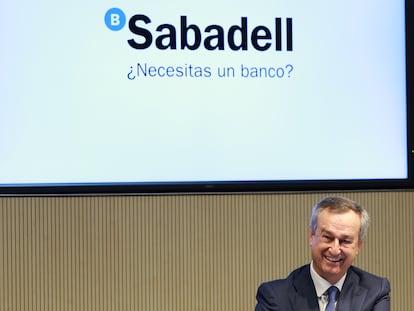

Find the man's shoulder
[[258, 264, 310, 290], [349, 265, 388, 282], [347, 265, 390, 291]]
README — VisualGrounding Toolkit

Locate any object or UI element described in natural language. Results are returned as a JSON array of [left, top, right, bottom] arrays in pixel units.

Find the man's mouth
[[325, 256, 343, 263]]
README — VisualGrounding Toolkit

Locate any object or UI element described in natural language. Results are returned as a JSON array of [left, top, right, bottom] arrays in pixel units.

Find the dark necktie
[[325, 286, 339, 311]]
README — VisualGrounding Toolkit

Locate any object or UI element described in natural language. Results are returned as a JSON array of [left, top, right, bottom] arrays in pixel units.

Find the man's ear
[[357, 239, 364, 252], [308, 229, 314, 246]]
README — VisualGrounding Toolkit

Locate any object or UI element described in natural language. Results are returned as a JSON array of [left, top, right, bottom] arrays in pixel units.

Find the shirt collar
[[309, 261, 347, 298]]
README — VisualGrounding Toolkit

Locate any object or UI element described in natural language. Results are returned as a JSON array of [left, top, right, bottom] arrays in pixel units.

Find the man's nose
[[329, 239, 341, 255]]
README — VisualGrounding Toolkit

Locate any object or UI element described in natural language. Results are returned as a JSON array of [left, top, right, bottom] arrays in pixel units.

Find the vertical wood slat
[[0, 191, 413, 310]]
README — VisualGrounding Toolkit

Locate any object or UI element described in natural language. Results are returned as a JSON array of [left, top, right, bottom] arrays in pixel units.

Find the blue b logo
[[105, 8, 126, 31]]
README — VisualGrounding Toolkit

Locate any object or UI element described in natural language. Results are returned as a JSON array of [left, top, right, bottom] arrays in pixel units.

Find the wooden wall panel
[[0, 191, 413, 310]]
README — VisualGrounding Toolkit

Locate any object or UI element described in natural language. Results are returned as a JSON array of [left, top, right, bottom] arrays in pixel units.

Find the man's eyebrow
[[319, 229, 354, 239], [319, 228, 332, 235]]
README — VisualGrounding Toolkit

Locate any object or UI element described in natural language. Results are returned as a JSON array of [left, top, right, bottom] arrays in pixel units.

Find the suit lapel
[[337, 267, 367, 311], [291, 265, 320, 311]]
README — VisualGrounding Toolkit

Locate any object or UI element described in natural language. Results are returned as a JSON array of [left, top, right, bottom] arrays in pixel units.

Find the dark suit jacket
[[255, 264, 390, 311]]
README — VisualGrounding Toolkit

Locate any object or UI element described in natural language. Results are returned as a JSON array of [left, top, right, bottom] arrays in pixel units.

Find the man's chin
[[322, 261, 344, 274], [321, 263, 348, 282], [323, 256, 345, 267]]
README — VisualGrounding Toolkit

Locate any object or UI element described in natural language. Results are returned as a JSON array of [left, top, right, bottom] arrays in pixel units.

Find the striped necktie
[[325, 286, 339, 311]]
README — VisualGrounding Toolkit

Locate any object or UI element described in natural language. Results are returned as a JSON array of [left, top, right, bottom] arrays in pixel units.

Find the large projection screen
[[1, 0, 413, 194]]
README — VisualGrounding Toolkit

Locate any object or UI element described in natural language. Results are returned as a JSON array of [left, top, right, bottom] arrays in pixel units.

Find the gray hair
[[309, 196, 370, 241]]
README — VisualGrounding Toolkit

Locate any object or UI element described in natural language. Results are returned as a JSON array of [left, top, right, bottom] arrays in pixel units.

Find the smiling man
[[254, 196, 390, 311]]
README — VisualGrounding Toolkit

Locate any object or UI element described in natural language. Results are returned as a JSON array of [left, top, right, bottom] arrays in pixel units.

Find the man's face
[[309, 208, 363, 284]]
